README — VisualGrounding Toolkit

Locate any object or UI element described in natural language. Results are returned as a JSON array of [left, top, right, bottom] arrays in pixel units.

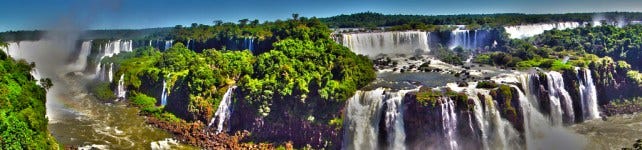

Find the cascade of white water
[[511, 83, 585, 150], [545, 72, 574, 125], [450, 29, 472, 50], [575, 67, 600, 120], [343, 88, 417, 150], [108, 63, 113, 82], [116, 74, 126, 99], [160, 74, 170, 106], [244, 37, 254, 52], [68, 41, 92, 71], [208, 86, 237, 133], [441, 97, 459, 150], [186, 39, 191, 50], [384, 88, 417, 150], [165, 40, 173, 50], [339, 31, 430, 57], [343, 88, 385, 150], [447, 82, 521, 150], [504, 22, 582, 39]]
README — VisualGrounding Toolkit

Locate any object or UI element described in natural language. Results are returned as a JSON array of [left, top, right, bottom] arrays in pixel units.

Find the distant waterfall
[[338, 31, 430, 57], [116, 74, 126, 99], [504, 22, 582, 39], [244, 37, 255, 52], [545, 72, 574, 125], [107, 63, 114, 82], [441, 97, 459, 150], [68, 41, 92, 71], [576, 67, 600, 120], [448, 29, 488, 50], [208, 86, 236, 133], [160, 74, 171, 106], [93, 40, 134, 80], [165, 40, 173, 50], [186, 39, 192, 50], [343, 88, 417, 150]]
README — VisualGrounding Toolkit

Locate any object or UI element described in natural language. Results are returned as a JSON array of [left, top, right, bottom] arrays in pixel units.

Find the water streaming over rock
[[343, 88, 417, 150], [208, 86, 237, 133], [504, 22, 583, 39], [440, 97, 459, 150], [68, 41, 92, 71], [165, 40, 173, 50], [108, 63, 114, 82], [338, 31, 430, 57], [576, 67, 600, 120], [160, 74, 170, 106], [116, 74, 126, 99], [545, 72, 574, 125]]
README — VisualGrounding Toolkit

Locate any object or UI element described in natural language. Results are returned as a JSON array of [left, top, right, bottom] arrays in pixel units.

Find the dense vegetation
[[103, 17, 376, 124], [0, 41, 58, 149], [321, 12, 642, 28], [533, 24, 642, 70]]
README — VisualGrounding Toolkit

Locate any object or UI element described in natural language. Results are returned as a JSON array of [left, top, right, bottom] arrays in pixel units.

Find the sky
[[1, 0, 642, 32]]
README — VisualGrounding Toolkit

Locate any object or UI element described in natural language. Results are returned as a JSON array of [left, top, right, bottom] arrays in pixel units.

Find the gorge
[[3, 10, 642, 150]]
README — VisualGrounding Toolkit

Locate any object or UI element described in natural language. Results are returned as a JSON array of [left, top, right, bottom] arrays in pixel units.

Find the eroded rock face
[[402, 92, 482, 150], [230, 94, 344, 149], [490, 86, 524, 134]]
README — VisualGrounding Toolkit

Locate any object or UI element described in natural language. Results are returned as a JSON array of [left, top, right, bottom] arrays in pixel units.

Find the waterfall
[[441, 97, 459, 150], [343, 88, 417, 150], [384, 88, 416, 150], [510, 83, 584, 150], [68, 40, 92, 71], [449, 29, 472, 50], [208, 86, 237, 133], [504, 22, 582, 39], [343, 88, 384, 150], [116, 74, 126, 99], [186, 39, 192, 50], [108, 63, 114, 82], [92, 40, 133, 80], [545, 72, 574, 125], [448, 82, 521, 150], [339, 31, 430, 57], [160, 74, 170, 106], [576, 67, 600, 120], [244, 37, 254, 52], [164, 40, 173, 50]]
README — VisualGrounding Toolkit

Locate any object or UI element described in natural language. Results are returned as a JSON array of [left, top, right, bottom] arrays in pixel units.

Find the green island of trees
[[102, 17, 376, 126]]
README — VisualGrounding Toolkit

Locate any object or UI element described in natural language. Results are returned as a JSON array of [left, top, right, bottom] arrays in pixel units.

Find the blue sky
[[1, 0, 642, 31]]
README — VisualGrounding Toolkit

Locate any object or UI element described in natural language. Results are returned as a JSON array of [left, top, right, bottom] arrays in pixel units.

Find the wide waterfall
[[338, 31, 430, 57], [576, 67, 600, 120], [504, 22, 582, 39], [116, 74, 127, 99], [343, 88, 417, 150], [208, 86, 237, 133]]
